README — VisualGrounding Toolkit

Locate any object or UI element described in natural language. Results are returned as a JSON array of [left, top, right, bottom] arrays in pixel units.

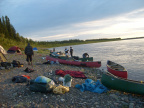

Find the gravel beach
[[0, 52, 144, 108]]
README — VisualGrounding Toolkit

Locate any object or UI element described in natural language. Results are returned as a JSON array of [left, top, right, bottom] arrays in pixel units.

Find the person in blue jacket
[[64, 48, 69, 57]]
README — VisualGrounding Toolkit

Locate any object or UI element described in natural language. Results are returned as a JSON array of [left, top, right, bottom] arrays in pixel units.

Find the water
[[49, 39, 144, 81]]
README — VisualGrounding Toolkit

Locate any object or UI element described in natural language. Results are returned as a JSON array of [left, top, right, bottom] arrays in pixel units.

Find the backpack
[[24, 67, 34, 73], [29, 80, 56, 93], [12, 60, 21, 67], [12, 75, 30, 83], [1, 62, 12, 69]]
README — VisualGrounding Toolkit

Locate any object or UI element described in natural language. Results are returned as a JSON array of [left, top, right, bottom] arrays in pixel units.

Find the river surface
[[49, 39, 144, 81]]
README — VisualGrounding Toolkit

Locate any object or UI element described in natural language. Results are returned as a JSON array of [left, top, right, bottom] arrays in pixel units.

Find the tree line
[[0, 16, 121, 50], [0, 16, 37, 43]]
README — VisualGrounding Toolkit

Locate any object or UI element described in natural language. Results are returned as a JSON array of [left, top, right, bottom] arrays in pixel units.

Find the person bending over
[[65, 48, 69, 57], [83, 53, 89, 58]]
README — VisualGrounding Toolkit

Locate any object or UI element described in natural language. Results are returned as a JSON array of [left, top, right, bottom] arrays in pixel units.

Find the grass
[[36, 49, 50, 55]]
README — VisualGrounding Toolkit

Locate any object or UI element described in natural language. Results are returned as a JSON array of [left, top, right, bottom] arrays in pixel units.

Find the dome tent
[[7, 46, 21, 54], [33, 47, 38, 51]]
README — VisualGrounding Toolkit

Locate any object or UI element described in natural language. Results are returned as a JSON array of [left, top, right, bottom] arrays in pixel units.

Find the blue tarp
[[75, 79, 109, 94], [33, 47, 38, 51]]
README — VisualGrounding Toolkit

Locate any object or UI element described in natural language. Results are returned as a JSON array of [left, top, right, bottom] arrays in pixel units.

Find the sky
[[0, 0, 144, 41]]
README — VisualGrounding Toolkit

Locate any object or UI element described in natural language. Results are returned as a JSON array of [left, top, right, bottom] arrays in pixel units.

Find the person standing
[[53, 48, 55, 52], [70, 46, 73, 57], [25, 43, 34, 65]]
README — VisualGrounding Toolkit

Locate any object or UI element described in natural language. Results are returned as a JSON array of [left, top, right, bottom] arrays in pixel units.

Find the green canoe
[[101, 72, 144, 95], [50, 52, 93, 62]]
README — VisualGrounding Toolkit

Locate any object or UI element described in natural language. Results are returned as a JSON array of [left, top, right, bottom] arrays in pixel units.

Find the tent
[[0, 51, 7, 62], [7, 46, 21, 54], [33, 47, 38, 51], [0, 45, 7, 54]]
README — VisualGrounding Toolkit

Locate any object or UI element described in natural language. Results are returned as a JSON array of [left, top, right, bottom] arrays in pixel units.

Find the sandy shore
[[0, 52, 144, 108]]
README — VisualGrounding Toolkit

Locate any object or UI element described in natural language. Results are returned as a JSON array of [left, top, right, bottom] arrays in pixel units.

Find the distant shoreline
[[122, 36, 144, 40], [47, 36, 144, 49]]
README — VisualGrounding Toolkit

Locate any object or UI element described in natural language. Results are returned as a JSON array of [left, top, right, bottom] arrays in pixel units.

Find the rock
[[96, 105, 100, 107], [121, 97, 129, 102], [109, 94, 119, 101], [94, 102, 99, 105], [129, 102, 135, 108], [121, 101, 129, 106], [13, 93, 18, 97], [114, 102, 119, 106], [61, 99, 65, 102]]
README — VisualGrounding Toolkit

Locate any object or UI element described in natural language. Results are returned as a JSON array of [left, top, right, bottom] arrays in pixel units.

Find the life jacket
[[12, 75, 30, 83]]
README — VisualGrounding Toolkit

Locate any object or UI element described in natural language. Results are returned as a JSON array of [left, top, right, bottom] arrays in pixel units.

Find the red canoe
[[46, 55, 101, 68], [107, 60, 128, 79]]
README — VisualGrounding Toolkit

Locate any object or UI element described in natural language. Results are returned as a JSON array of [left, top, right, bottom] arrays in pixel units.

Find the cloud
[[27, 8, 144, 41], [1, 0, 144, 41]]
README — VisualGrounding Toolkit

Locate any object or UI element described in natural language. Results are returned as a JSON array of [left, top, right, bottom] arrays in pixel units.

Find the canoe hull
[[107, 60, 128, 78], [50, 54, 93, 62], [46, 56, 101, 68], [101, 72, 144, 95], [73, 56, 93, 62]]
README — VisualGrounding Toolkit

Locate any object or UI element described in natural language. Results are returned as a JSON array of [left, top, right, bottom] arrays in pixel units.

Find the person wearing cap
[[70, 46, 73, 57]]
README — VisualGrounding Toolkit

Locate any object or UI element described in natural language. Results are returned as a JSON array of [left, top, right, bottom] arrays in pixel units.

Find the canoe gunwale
[[107, 64, 127, 72], [101, 72, 144, 95], [46, 55, 101, 68], [107, 60, 127, 71], [105, 72, 143, 84]]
